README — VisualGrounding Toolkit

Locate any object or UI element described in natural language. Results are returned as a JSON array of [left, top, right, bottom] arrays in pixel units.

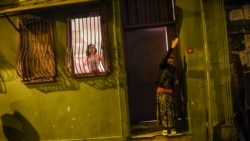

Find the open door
[[124, 26, 179, 123]]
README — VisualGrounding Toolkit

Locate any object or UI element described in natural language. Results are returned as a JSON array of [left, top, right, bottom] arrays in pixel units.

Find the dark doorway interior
[[124, 26, 188, 136], [125, 27, 169, 123]]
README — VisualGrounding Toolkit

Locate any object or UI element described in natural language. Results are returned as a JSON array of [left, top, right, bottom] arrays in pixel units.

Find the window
[[66, 6, 110, 77], [16, 14, 56, 83]]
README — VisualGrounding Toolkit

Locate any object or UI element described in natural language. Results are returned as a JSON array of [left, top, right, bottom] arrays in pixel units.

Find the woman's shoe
[[162, 130, 168, 135], [170, 129, 177, 134]]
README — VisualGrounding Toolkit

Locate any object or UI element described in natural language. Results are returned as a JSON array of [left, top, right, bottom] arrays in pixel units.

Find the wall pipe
[[0, 0, 99, 14], [200, 0, 213, 141], [218, 0, 233, 125], [0, 0, 101, 33]]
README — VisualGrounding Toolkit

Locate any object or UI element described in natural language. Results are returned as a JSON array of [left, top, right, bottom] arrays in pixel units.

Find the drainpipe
[[0, 0, 99, 14], [200, 0, 213, 141], [218, 0, 233, 126]]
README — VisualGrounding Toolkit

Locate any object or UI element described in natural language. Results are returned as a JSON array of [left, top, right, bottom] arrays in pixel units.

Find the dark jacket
[[155, 48, 177, 89]]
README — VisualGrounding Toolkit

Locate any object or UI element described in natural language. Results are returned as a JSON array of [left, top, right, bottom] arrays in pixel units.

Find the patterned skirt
[[156, 92, 177, 129]]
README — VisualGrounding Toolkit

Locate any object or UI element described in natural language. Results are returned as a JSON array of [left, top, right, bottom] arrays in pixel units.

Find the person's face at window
[[89, 45, 96, 54]]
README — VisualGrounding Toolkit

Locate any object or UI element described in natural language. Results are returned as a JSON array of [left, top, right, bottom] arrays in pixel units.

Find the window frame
[[66, 6, 110, 77], [16, 14, 56, 83]]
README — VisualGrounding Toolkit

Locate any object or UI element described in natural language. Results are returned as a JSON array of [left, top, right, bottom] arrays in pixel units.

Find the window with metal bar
[[16, 14, 56, 83], [66, 7, 109, 77]]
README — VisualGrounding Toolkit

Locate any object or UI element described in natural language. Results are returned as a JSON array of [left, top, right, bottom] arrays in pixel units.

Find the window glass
[[66, 7, 109, 77]]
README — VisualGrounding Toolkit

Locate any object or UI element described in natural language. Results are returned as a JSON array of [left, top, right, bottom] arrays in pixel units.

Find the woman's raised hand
[[171, 38, 179, 49]]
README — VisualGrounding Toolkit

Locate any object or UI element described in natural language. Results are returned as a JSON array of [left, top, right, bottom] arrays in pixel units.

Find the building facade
[[0, 0, 248, 141]]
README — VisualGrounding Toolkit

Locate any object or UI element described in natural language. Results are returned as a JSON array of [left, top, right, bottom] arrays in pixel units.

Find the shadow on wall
[[1, 111, 39, 141], [0, 55, 17, 94], [25, 67, 80, 93], [0, 75, 6, 94]]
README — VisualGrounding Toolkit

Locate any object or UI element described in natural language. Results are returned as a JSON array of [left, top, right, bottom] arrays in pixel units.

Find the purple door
[[125, 27, 176, 123]]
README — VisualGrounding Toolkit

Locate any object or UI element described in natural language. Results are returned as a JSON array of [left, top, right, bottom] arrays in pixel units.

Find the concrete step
[[130, 131, 192, 141], [130, 119, 189, 141]]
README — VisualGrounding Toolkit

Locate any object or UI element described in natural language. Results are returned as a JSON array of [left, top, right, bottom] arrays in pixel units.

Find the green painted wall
[[0, 0, 130, 141], [202, 1, 237, 141], [176, 0, 236, 140], [0, 0, 238, 140], [176, 0, 207, 140]]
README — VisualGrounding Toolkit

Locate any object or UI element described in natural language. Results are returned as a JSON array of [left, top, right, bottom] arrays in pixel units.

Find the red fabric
[[157, 87, 173, 93]]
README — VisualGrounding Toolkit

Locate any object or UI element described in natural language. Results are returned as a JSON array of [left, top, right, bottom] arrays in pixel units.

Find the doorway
[[125, 27, 168, 123], [124, 26, 187, 135], [124, 26, 183, 120]]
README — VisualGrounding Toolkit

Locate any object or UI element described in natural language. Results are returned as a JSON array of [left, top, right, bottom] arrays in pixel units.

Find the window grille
[[66, 6, 109, 77], [16, 14, 56, 83]]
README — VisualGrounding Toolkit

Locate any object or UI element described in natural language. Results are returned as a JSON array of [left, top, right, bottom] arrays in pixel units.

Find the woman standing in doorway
[[155, 38, 179, 135]]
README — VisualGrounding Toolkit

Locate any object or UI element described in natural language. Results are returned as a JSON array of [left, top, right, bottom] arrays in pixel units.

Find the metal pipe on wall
[[218, 0, 233, 125], [200, 0, 213, 141], [0, 0, 100, 14]]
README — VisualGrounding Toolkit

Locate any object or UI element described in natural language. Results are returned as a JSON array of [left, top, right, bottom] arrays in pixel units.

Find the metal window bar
[[67, 7, 109, 77], [16, 14, 55, 83]]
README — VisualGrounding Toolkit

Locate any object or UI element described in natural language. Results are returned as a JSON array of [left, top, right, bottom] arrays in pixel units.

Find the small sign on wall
[[187, 48, 193, 53]]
